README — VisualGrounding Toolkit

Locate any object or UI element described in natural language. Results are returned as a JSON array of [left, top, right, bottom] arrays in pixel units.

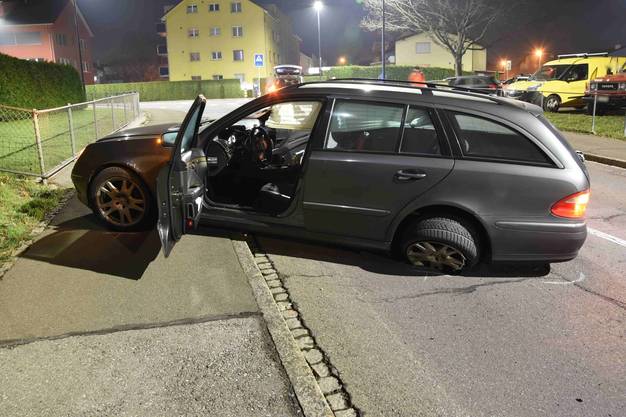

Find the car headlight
[[527, 84, 541, 91], [590, 82, 598, 91]]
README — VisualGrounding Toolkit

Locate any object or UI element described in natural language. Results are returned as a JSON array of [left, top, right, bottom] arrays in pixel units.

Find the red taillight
[[551, 190, 590, 219]]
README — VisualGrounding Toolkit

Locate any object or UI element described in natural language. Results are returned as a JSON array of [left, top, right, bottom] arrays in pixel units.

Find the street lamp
[[313, 1, 323, 79], [338, 56, 347, 65], [500, 59, 508, 80], [534, 48, 544, 71], [381, 0, 386, 79], [72, 0, 86, 91]]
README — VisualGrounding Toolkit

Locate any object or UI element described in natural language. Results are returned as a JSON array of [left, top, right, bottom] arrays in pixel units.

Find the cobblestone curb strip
[[0, 189, 75, 280], [231, 237, 359, 417]]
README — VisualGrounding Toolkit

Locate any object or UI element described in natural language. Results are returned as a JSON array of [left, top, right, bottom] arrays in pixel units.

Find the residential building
[[159, 0, 300, 84], [395, 33, 487, 72], [0, 0, 95, 83]]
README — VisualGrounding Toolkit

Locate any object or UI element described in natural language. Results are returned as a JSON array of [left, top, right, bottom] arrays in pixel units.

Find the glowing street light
[[313, 1, 323, 78], [534, 48, 544, 71], [338, 56, 347, 65]]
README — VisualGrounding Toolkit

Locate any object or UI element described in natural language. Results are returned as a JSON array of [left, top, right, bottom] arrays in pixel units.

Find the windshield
[[532, 64, 571, 81]]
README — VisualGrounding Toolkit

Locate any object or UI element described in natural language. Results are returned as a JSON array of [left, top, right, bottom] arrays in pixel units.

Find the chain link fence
[[0, 93, 140, 179]]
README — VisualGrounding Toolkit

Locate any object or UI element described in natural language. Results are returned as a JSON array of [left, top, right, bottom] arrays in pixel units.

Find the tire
[[398, 217, 480, 273], [89, 166, 155, 231], [543, 94, 561, 112]]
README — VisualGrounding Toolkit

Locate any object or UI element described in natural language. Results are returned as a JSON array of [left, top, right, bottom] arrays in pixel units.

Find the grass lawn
[[0, 105, 128, 176], [0, 173, 67, 264], [545, 112, 626, 140]]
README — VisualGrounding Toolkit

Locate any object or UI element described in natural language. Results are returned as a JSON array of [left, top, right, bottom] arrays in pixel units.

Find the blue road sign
[[254, 54, 264, 68]]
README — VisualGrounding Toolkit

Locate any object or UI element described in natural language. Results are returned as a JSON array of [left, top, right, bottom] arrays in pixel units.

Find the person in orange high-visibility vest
[[408, 66, 426, 86]]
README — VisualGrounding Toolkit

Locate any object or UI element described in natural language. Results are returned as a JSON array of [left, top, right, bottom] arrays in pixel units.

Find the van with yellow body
[[506, 53, 626, 112]]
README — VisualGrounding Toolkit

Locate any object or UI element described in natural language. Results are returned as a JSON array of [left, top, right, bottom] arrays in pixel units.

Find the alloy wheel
[[406, 241, 466, 272], [96, 177, 146, 227]]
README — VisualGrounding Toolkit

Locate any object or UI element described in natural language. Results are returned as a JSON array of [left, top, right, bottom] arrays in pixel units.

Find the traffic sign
[[254, 54, 264, 68]]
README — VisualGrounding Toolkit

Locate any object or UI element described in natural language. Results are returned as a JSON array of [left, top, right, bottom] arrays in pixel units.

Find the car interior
[[200, 101, 322, 215]]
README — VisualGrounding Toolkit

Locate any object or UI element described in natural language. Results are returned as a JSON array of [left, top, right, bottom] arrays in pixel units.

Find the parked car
[[444, 75, 502, 95], [507, 53, 626, 112], [266, 65, 304, 93], [72, 80, 590, 273], [583, 61, 626, 115]]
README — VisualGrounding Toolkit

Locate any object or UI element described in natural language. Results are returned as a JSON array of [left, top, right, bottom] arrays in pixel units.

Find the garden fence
[[0, 93, 140, 179]]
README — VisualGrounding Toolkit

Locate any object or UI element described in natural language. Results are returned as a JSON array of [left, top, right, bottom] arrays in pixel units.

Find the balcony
[[157, 44, 167, 56]]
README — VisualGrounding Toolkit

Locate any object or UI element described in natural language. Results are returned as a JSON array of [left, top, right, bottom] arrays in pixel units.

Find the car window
[[563, 64, 588, 82], [266, 101, 321, 131], [452, 112, 552, 165], [400, 107, 441, 156], [533, 64, 570, 81], [325, 100, 404, 153], [180, 103, 202, 153]]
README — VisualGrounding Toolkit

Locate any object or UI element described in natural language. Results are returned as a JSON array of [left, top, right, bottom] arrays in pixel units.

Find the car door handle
[[395, 169, 427, 181]]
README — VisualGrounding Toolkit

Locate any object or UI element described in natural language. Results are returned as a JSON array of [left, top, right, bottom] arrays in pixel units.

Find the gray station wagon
[[72, 80, 590, 273]]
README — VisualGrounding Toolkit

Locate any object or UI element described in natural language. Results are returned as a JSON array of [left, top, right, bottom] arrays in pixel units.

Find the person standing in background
[[408, 66, 426, 86]]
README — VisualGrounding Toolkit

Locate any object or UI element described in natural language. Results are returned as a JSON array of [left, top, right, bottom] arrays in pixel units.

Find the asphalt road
[[258, 161, 626, 417]]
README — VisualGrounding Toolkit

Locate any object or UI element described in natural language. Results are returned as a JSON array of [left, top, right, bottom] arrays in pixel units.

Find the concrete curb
[[232, 238, 334, 417], [585, 153, 626, 170]]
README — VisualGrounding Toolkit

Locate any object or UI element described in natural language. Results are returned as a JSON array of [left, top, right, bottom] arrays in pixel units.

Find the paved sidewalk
[[563, 131, 626, 168]]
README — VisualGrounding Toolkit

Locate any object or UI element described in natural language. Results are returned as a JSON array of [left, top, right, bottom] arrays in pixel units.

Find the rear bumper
[[582, 94, 626, 108], [488, 219, 587, 263]]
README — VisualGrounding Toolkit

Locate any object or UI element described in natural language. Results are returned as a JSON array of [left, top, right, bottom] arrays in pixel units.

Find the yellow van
[[506, 53, 626, 112]]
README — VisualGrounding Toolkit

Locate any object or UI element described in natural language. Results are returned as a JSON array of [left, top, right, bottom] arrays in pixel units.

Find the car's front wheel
[[89, 167, 154, 231], [399, 217, 479, 273], [543, 94, 561, 112]]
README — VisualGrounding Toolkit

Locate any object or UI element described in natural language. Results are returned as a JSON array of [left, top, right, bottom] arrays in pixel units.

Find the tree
[[361, 0, 503, 76]]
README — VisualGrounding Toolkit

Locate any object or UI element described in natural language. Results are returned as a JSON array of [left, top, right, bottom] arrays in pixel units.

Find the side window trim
[[397, 105, 452, 158], [322, 98, 406, 155], [442, 109, 560, 168]]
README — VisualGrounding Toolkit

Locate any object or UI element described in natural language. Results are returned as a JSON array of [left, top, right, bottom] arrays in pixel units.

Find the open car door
[[156, 96, 208, 257]]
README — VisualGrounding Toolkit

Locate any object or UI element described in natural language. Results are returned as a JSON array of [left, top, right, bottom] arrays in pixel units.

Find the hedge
[[0, 53, 85, 109], [86, 79, 245, 101], [303, 65, 469, 82]]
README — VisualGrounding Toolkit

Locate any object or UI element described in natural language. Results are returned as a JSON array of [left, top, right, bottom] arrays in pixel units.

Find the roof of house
[[1, 0, 94, 35]]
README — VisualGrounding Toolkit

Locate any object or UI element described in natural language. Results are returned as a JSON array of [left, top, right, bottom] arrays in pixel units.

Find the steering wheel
[[248, 126, 274, 167]]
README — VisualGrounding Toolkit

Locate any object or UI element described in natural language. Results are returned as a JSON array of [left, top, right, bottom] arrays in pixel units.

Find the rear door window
[[400, 107, 442, 156], [325, 100, 404, 153], [450, 112, 552, 165]]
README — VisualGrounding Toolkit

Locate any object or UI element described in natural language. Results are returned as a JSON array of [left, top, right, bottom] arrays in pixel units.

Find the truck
[[583, 61, 626, 115]]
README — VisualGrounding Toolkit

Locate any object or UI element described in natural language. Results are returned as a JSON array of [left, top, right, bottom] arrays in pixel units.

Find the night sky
[[78, 0, 626, 68]]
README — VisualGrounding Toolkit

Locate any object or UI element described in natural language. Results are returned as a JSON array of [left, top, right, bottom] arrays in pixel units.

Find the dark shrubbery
[[303, 65, 467, 82], [87, 79, 245, 101], [0, 53, 85, 109]]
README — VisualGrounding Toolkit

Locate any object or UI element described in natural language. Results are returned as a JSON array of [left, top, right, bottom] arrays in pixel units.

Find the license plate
[[597, 96, 610, 103]]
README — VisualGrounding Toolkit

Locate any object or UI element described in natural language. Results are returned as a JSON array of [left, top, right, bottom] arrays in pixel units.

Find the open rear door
[[156, 96, 208, 257]]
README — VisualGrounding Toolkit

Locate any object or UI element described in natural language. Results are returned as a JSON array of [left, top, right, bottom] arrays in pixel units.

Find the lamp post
[[381, 0, 385, 79], [313, 1, 323, 79], [72, 0, 86, 91]]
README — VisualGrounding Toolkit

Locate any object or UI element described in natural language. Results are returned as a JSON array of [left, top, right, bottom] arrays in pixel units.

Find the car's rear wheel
[[399, 217, 479, 273], [89, 167, 154, 231], [543, 94, 561, 112]]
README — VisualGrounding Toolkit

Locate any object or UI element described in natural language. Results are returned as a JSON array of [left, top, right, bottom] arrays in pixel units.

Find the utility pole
[[381, 0, 386, 79], [72, 0, 86, 92]]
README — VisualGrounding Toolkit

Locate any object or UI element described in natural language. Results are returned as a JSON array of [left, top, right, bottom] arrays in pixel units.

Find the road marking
[[588, 227, 626, 248], [543, 272, 586, 285]]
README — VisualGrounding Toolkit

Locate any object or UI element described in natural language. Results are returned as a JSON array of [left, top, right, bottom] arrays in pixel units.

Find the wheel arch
[[391, 204, 492, 262]]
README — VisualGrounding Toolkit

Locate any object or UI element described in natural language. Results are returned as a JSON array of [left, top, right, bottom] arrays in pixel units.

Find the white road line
[[588, 227, 626, 248], [543, 272, 586, 285]]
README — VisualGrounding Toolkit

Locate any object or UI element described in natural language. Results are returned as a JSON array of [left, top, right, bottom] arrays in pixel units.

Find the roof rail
[[298, 78, 508, 104], [557, 52, 609, 59]]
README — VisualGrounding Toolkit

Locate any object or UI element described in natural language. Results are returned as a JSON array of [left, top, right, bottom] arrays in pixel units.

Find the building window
[[159, 66, 169, 77], [28, 58, 46, 62], [231, 2, 242, 13], [80, 38, 86, 52], [190, 52, 201, 61], [188, 28, 199, 38], [191, 75, 202, 81], [233, 49, 244, 61], [232, 26, 243, 37], [157, 44, 168, 55], [212, 74, 224, 80], [82, 61, 89, 72], [58, 57, 71, 65], [272, 30, 280, 43], [210, 27, 221, 36], [187, 4, 198, 13], [211, 51, 222, 60], [234, 73, 245, 82], [0, 31, 42, 45], [54, 33, 67, 46], [415, 42, 431, 54], [208, 3, 220, 12]]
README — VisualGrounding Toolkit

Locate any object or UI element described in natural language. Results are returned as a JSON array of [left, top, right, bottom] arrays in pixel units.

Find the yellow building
[[160, 0, 299, 85], [395, 33, 487, 72]]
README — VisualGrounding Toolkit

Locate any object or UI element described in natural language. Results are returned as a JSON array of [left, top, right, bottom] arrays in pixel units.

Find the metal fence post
[[110, 97, 116, 129], [92, 99, 99, 140], [135, 93, 139, 118], [123, 96, 128, 125], [67, 104, 77, 157], [32, 110, 47, 182], [591, 93, 598, 134]]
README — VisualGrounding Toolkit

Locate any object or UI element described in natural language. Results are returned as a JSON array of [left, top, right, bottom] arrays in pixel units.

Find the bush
[[303, 65, 468, 82], [0, 53, 85, 109], [87, 79, 245, 101]]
